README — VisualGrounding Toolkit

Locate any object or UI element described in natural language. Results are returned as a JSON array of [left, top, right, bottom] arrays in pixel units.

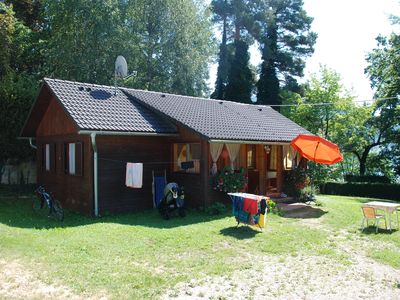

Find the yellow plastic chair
[[361, 206, 387, 233]]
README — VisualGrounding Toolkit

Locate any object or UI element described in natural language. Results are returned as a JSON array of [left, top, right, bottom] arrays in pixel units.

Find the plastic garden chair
[[361, 206, 387, 233]]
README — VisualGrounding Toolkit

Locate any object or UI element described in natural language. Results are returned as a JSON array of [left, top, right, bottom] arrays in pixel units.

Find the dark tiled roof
[[44, 78, 177, 134], [122, 89, 310, 142]]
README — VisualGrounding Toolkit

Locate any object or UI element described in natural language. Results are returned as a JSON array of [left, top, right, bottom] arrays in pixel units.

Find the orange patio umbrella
[[291, 134, 343, 165]]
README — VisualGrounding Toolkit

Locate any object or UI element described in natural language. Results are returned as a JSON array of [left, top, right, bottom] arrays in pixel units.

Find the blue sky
[[208, 0, 400, 101]]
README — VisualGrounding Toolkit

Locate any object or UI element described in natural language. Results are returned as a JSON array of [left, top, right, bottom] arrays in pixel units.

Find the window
[[173, 143, 200, 173], [283, 145, 296, 170], [247, 145, 256, 169], [42, 143, 55, 172], [269, 145, 277, 170], [64, 142, 83, 176]]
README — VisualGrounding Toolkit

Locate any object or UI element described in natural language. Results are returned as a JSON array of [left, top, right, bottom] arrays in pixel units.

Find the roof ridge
[[44, 77, 117, 91], [44, 78, 270, 108]]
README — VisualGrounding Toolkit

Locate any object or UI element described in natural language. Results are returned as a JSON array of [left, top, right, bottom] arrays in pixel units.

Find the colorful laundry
[[243, 198, 258, 214], [228, 192, 269, 229]]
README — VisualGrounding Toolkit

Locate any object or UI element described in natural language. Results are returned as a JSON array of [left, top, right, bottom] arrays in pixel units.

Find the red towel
[[243, 198, 258, 215]]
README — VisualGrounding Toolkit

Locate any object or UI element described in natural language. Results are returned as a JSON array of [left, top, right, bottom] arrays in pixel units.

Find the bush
[[344, 175, 391, 183], [267, 199, 279, 214], [204, 202, 226, 215], [299, 185, 317, 203], [213, 166, 247, 193], [321, 182, 400, 201]]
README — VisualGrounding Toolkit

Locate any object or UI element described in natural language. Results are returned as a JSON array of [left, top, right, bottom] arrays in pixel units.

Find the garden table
[[362, 201, 400, 230]]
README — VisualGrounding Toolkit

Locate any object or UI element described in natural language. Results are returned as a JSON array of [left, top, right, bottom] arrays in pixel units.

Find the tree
[[225, 40, 254, 102], [4, 0, 43, 31], [289, 66, 354, 141], [365, 17, 400, 177], [255, 0, 316, 110], [211, 0, 254, 102], [42, 0, 215, 96], [210, 0, 232, 99], [0, 3, 38, 168]]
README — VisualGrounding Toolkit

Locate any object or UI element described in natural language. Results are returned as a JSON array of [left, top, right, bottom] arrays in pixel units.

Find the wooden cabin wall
[[96, 135, 171, 214], [36, 134, 93, 214], [36, 96, 93, 214]]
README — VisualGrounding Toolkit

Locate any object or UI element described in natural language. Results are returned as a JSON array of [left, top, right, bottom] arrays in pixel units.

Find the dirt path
[[162, 210, 400, 300], [0, 259, 107, 300]]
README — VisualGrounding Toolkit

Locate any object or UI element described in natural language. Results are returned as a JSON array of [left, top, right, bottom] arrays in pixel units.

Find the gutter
[[78, 130, 178, 137], [90, 133, 99, 217], [29, 138, 37, 149], [209, 139, 290, 145]]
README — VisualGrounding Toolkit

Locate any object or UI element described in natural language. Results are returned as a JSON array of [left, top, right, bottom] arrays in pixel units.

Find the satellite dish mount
[[114, 55, 137, 95]]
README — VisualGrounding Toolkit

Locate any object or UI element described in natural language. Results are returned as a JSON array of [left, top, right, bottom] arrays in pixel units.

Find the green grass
[[0, 189, 399, 298]]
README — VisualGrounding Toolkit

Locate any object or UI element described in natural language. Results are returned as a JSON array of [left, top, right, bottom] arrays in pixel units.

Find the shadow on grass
[[219, 225, 262, 240], [281, 206, 328, 219], [0, 192, 230, 230], [360, 226, 398, 235]]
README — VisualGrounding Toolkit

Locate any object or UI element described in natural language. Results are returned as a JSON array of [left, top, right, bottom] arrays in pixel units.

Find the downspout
[[90, 133, 99, 217], [29, 138, 37, 149]]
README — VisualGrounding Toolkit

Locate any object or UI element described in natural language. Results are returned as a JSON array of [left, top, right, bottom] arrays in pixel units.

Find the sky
[[208, 0, 400, 101]]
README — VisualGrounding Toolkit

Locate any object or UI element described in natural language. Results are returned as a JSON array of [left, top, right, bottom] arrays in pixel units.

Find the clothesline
[[98, 157, 183, 165]]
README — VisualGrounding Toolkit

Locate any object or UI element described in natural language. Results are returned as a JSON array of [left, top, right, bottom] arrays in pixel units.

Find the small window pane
[[45, 144, 50, 171], [69, 143, 76, 175]]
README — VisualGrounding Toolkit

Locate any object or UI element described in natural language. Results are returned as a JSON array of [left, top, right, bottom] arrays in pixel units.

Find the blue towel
[[231, 195, 244, 212], [154, 176, 166, 207]]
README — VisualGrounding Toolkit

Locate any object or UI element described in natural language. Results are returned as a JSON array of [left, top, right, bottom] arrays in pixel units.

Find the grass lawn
[[0, 188, 399, 299]]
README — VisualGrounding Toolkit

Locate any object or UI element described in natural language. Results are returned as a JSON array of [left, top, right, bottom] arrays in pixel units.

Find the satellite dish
[[115, 55, 128, 78]]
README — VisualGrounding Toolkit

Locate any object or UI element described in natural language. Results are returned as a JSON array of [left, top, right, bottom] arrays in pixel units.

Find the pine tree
[[211, 0, 231, 99], [225, 40, 253, 102], [255, 0, 316, 110]]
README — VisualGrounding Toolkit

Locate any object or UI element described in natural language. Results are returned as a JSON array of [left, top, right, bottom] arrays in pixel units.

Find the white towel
[[126, 163, 143, 188]]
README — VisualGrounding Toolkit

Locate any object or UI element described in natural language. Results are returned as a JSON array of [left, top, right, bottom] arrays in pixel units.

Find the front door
[[266, 145, 278, 193], [246, 145, 259, 193]]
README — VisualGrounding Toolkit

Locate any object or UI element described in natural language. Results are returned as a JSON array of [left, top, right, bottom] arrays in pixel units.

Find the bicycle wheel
[[32, 196, 44, 212], [51, 199, 64, 221]]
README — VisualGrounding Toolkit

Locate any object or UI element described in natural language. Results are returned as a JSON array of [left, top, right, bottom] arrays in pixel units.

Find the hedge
[[344, 175, 391, 184], [320, 182, 400, 201]]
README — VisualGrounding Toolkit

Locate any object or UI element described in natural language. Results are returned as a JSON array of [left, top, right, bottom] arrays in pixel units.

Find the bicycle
[[33, 186, 64, 221]]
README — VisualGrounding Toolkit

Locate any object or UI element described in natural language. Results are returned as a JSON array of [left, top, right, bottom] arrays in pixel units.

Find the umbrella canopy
[[291, 134, 343, 165]]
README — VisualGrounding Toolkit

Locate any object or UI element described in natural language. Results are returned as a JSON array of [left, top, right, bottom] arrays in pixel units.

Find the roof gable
[[21, 78, 177, 137]]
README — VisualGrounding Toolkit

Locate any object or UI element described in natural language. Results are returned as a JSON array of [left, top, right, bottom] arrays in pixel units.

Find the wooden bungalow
[[20, 78, 310, 216]]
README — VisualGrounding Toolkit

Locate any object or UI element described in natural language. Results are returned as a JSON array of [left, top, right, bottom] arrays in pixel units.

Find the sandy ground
[[0, 259, 107, 300], [162, 242, 400, 300], [162, 206, 400, 300]]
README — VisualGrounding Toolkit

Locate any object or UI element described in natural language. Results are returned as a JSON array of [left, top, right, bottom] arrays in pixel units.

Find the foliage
[[210, 0, 232, 100], [284, 166, 309, 197], [298, 185, 317, 203], [204, 201, 227, 215], [321, 182, 400, 201], [344, 174, 391, 184], [41, 0, 215, 96], [0, 3, 39, 165], [365, 22, 400, 177], [283, 65, 396, 178], [213, 166, 247, 193], [253, 0, 317, 108], [225, 40, 254, 102], [266, 199, 279, 214]]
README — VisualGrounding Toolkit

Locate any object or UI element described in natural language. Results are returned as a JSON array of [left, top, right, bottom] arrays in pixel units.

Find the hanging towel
[[126, 163, 143, 188], [243, 198, 258, 215]]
